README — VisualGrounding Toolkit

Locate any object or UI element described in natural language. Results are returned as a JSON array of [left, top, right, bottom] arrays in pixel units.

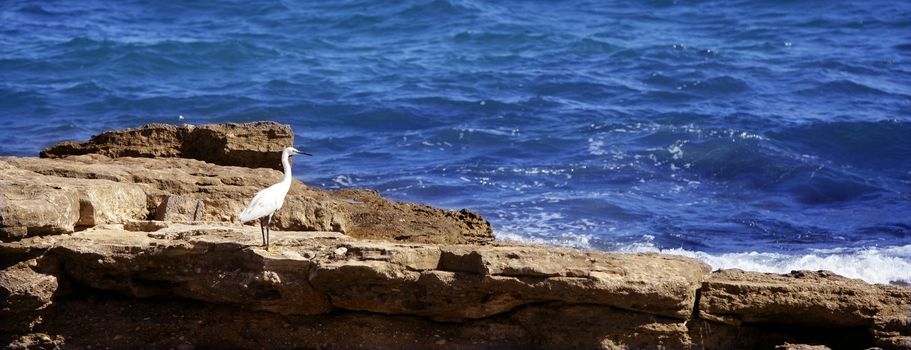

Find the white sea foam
[[496, 230, 593, 249], [494, 230, 911, 285], [626, 244, 911, 285]]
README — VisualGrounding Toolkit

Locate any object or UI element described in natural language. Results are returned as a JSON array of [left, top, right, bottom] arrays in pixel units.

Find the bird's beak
[[291, 149, 311, 157]]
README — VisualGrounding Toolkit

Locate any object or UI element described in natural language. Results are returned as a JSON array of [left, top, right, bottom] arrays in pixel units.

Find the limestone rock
[[1, 223, 910, 349], [0, 156, 492, 244], [23, 224, 708, 323], [6, 297, 534, 350], [699, 269, 911, 329], [18, 121, 494, 244], [0, 181, 79, 240], [0, 165, 147, 240], [181, 122, 294, 170], [385, 246, 711, 320], [0, 259, 61, 333], [334, 189, 493, 245], [49, 226, 333, 315], [700, 269, 911, 349], [73, 180, 148, 227], [513, 303, 691, 349], [40, 123, 187, 159], [154, 195, 205, 221], [40, 122, 292, 170]]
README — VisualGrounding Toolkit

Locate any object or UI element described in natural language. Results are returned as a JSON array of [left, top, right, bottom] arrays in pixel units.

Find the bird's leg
[[260, 218, 266, 247], [266, 213, 273, 250]]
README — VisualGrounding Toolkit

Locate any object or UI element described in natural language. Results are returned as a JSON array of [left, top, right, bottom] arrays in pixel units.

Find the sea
[[1, 0, 909, 284]]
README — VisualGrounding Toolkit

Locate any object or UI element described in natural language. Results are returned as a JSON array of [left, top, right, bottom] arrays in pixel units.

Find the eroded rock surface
[[0, 155, 492, 244], [3, 224, 708, 321], [40, 121, 293, 170], [4, 122, 909, 349], [2, 223, 908, 349], [700, 269, 911, 349]]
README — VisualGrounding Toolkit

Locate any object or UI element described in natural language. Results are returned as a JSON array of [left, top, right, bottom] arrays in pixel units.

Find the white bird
[[239, 146, 310, 249]]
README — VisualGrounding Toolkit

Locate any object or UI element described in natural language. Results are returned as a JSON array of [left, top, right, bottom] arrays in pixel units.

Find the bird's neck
[[281, 153, 293, 183]]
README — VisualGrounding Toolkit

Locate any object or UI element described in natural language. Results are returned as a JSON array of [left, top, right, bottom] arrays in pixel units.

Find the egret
[[239, 146, 310, 249]]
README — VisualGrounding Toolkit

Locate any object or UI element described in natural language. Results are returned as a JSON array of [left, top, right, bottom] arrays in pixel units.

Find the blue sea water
[[1, 0, 910, 283]]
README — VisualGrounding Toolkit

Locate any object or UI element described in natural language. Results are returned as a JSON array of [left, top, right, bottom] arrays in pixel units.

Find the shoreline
[[494, 231, 911, 286], [2, 122, 909, 349]]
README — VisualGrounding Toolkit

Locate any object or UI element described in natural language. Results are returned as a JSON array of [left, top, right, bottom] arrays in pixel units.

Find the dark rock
[[40, 122, 292, 170]]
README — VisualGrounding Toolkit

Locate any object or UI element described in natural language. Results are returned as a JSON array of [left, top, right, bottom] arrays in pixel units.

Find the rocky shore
[[2, 122, 909, 349]]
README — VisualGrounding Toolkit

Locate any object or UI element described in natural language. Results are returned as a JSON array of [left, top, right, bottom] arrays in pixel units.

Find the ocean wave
[[797, 80, 896, 97], [770, 120, 911, 172]]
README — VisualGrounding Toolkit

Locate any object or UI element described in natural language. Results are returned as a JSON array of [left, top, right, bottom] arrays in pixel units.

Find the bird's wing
[[238, 186, 282, 222]]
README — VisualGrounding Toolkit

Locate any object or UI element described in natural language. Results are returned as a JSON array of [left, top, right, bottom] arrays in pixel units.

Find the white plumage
[[239, 181, 291, 223], [239, 146, 309, 248]]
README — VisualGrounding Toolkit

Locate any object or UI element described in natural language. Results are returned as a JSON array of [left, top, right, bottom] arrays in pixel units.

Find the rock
[[18, 121, 493, 243], [12, 296, 535, 350], [513, 303, 691, 349], [180, 122, 294, 170], [40, 122, 293, 170], [774, 343, 831, 350], [1, 224, 909, 349], [50, 226, 333, 315], [0, 156, 492, 244], [333, 189, 493, 245], [0, 259, 61, 333], [0, 181, 80, 240], [699, 269, 911, 329], [700, 269, 911, 349], [0, 164, 148, 241], [12, 122, 908, 348], [413, 246, 707, 320], [9, 224, 707, 323], [73, 180, 148, 227], [154, 195, 205, 221], [5, 333, 64, 350], [271, 189, 350, 233], [40, 124, 187, 159]]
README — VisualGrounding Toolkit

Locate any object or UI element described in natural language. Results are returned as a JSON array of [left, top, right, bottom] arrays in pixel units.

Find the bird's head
[[285, 147, 312, 157]]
